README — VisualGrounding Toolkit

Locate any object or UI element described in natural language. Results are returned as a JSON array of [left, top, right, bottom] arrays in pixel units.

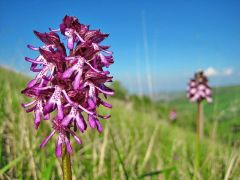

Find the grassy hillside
[[165, 85, 240, 144], [0, 67, 240, 179]]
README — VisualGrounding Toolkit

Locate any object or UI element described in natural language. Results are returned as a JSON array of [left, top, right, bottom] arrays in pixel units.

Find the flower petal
[[67, 37, 74, 49], [88, 97, 96, 109], [25, 57, 43, 64], [99, 54, 110, 67], [57, 103, 64, 120], [68, 130, 82, 144], [27, 44, 39, 51], [65, 137, 73, 154], [34, 110, 41, 129], [100, 100, 112, 108], [21, 100, 37, 108], [27, 79, 37, 88], [95, 86, 114, 95], [73, 71, 82, 90], [95, 120, 103, 133], [25, 105, 36, 113], [62, 66, 76, 79], [61, 115, 72, 126], [76, 113, 86, 132], [44, 113, 50, 120], [44, 101, 56, 115], [40, 130, 56, 148], [88, 115, 96, 128], [56, 136, 63, 157], [97, 114, 111, 119]]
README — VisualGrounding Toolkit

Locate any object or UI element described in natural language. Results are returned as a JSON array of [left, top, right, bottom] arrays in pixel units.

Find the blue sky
[[0, 0, 240, 93]]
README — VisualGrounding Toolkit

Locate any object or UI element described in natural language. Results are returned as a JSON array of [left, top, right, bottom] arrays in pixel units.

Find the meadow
[[0, 66, 240, 179]]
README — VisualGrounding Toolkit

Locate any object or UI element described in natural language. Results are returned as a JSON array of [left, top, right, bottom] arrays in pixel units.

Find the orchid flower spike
[[21, 15, 114, 157], [187, 71, 212, 103]]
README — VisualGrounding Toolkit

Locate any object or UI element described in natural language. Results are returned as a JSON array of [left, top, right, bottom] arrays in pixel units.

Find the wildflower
[[59, 15, 87, 49], [187, 71, 213, 172], [187, 71, 212, 103], [169, 109, 177, 121], [39, 119, 82, 157], [26, 31, 61, 72], [21, 15, 114, 157]]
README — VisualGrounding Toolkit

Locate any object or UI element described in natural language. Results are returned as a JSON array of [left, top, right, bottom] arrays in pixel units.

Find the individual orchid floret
[[169, 109, 177, 122], [25, 61, 55, 88], [88, 114, 103, 133], [92, 43, 114, 68], [40, 119, 82, 157], [22, 97, 49, 129], [82, 81, 114, 110], [34, 31, 61, 47], [187, 71, 212, 103], [34, 85, 93, 120], [59, 15, 87, 49], [26, 31, 61, 72], [41, 85, 65, 120], [62, 56, 105, 90], [84, 30, 109, 44], [61, 106, 87, 133], [25, 45, 67, 87], [21, 15, 114, 159], [26, 31, 60, 53]]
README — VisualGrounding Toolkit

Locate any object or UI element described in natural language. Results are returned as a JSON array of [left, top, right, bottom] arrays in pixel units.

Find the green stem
[[196, 101, 202, 141], [194, 101, 202, 180], [62, 135, 72, 180]]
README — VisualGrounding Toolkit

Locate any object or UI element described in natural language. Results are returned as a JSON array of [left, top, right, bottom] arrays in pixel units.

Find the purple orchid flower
[[62, 56, 105, 90], [81, 80, 114, 110], [22, 97, 49, 129], [25, 60, 55, 88], [84, 30, 109, 44], [40, 119, 82, 157], [92, 43, 114, 68], [26, 31, 61, 72], [187, 71, 212, 103], [59, 15, 86, 49], [61, 106, 87, 133], [87, 114, 103, 133], [21, 15, 114, 157]]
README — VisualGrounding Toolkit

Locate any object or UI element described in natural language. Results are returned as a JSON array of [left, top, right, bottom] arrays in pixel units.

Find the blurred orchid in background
[[169, 109, 177, 122], [187, 71, 212, 178], [187, 71, 212, 103]]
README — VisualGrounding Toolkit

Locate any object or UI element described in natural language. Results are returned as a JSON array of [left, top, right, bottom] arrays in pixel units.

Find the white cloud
[[203, 67, 234, 77], [223, 68, 233, 76], [204, 67, 218, 77]]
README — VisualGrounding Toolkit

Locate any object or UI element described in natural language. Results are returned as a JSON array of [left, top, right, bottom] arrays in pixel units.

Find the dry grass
[[0, 67, 240, 179]]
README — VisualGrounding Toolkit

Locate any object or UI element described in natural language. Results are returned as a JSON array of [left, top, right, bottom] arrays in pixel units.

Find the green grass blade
[[40, 155, 56, 180], [0, 154, 26, 175], [110, 129, 129, 180], [137, 166, 176, 179]]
